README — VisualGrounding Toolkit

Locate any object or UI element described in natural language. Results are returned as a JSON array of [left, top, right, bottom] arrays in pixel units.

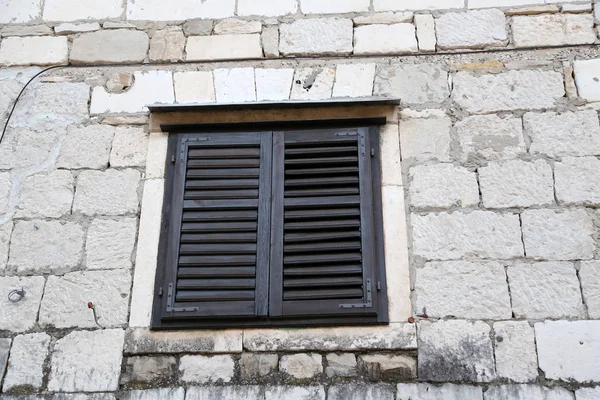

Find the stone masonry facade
[[1, 0, 600, 399]]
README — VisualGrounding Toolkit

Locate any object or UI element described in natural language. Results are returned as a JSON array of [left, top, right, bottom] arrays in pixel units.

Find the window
[[151, 125, 388, 329]]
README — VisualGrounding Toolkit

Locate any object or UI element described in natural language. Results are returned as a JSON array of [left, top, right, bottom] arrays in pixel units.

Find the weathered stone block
[[397, 383, 483, 400], [0, 338, 10, 384], [479, 160, 554, 208], [579, 261, 600, 319], [301, 0, 369, 13], [237, 0, 297, 16], [109, 126, 148, 168], [16, 170, 74, 218], [536, 321, 600, 382], [262, 26, 279, 58], [415, 261, 512, 319], [574, 59, 600, 102], [186, 386, 261, 400], [71, 30, 149, 64], [11, 82, 89, 124], [48, 329, 125, 392], [214, 68, 256, 103], [280, 353, 323, 379], [525, 111, 600, 157], [522, 209, 595, 260], [0, 37, 68, 66], [0, 172, 10, 215], [0, 0, 41, 24], [354, 12, 414, 25], [240, 353, 278, 380], [291, 68, 335, 100], [455, 115, 526, 162], [399, 116, 451, 162], [0, 276, 44, 332], [418, 320, 496, 382], [179, 355, 235, 383], [57, 125, 115, 169], [255, 68, 294, 101], [186, 34, 262, 61], [325, 353, 357, 377], [332, 63, 375, 98], [174, 71, 216, 103], [375, 64, 449, 104], [149, 27, 185, 62], [73, 169, 141, 216], [436, 9, 507, 49], [183, 20, 214, 36], [484, 385, 574, 400], [513, 14, 596, 47], [493, 322, 538, 383], [9, 220, 84, 274], [452, 70, 564, 113], [577, 387, 600, 400], [0, 222, 11, 270], [375, 0, 463, 11], [43, 0, 123, 21], [2, 333, 51, 392], [121, 388, 185, 400], [265, 386, 326, 400], [127, 0, 234, 20], [359, 354, 416, 381], [328, 384, 395, 400], [86, 218, 137, 270], [415, 14, 436, 52], [555, 156, 600, 206], [124, 328, 242, 354], [409, 163, 479, 208], [121, 356, 177, 385], [54, 22, 100, 34], [214, 19, 262, 35], [354, 24, 418, 55], [412, 211, 523, 260], [280, 18, 353, 56]]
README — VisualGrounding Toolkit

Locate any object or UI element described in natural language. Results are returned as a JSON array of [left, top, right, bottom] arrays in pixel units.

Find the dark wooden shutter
[[158, 132, 272, 322], [269, 127, 382, 319]]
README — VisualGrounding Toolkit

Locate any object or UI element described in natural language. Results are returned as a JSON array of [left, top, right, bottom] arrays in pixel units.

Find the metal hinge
[[158, 286, 163, 296], [336, 132, 358, 137], [371, 148, 375, 157], [165, 282, 200, 313], [339, 279, 373, 309], [171, 155, 176, 164]]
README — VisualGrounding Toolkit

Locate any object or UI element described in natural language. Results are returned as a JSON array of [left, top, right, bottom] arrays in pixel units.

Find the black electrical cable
[[2, 42, 599, 144]]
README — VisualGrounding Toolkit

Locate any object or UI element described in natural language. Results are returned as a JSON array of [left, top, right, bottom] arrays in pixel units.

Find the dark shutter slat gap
[[186, 179, 260, 189], [176, 290, 255, 302], [188, 148, 260, 158], [182, 210, 258, 222], [285, 156, 358, 166], [187, 169, 260, 178], [187, 159, 261, 168], [181, 233, 257, 243], [181, 222, 258, 232], [284, 276, 364, 288], [284, 265, 364, 276], [284, 241, 362, 252], [183, 199, 259, 210], [283, 288, 364, 301], [177, 279, 256, 289], [179, 243, 257, 255], [284, 219, 360, 230], [285, 166, 359, 176], [178, 266, 256, 278], [179, 255, 257, 266]]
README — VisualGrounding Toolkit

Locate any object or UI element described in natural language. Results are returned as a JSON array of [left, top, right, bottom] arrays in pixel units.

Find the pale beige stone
[[214, 68, 256, 103], [73, 169, 141, 216], [214, 19, 262, 35], [149, 27, 185, 62], [415, 14, 436, 52], [2, 333, 51, 391], [513, 14, 596, 47], [400, 117, 452, 162], [124, 327, 242, 354], [436, 9, 507, 49], [237, 0, 297, 16], [0, 222, 11, 271], [332, 64, 375, 98], [70, 30, 149, 64], [127, 0, 235, 20], [0, 172, 10, 215], [290, 67, 335, 100], [43, 0, 123, 21], [86, 218, 137, 270], [0, 0, 42, 24], [16, 170, 74, 218], [186, 34, 262, 61], [354, 12, 414, 25], [57, 125, 115, 169], [409, 164, 480, 208], [255, 68, 293, 101], [301, 0, 369, 13], [375, 0, 463, 11], [280, 354, 323, 379], [179, 355, 234, 383], [0, 276, 45, 332], [354, 24, 418, 54], [574, 59, 600, 102], [280, 18, 353, 56], [54, 22, 100, 34], [493, 322, 538, 382], [0, 36, 68, 66], [1, 24, 52, 37], [110, 126, 149, 168]]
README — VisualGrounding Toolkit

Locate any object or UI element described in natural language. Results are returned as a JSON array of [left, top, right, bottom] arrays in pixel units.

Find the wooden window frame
[[151, 122, 388, 330]]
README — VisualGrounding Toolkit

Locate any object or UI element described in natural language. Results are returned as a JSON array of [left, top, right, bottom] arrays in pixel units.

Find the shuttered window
[[152, 126, 388, 330]]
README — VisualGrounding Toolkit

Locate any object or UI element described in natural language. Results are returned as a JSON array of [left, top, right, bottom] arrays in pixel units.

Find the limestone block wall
[[0, 1, 600, 400]]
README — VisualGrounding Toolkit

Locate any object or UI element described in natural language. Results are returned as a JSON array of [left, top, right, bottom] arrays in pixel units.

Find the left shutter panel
[[160, 132, 272, 323]]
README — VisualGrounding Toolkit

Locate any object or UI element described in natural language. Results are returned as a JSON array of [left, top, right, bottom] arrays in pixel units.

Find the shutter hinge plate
[[165, 282, 200, 313], [339, 279, 373, 309]]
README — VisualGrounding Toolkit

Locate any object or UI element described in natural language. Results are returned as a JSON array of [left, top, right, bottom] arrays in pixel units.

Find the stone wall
[[1, 1, 600, 400]]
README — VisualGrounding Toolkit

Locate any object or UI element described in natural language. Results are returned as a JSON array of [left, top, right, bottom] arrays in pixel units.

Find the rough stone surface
[[354, 24, 418, 55], [415, 14, 436, 52], [0, 36, 68, 66], [580, 261, 600, 319], [86, 218, 137, 270], [452, 70, 565, 113], [48, 329, 125, 392], [399, 117, 452, 162], [105, 72, 134, 93], [525, 111, 600, 157], [555, 156, 600, 206], [149, 27, 185, 62], [375, 0, 463, 11], [536, 320, 600, 383], [262, 26, 280, 58], [73, 169, 141, 216], [240, 353, 278, 380], [326, 354, 357, 377], [436, 9, 508, 49], [513, 14, 596, 47], [265, 386, 326, 400], [179, 355, 235, 383], [214, 68, 256, 103], [121, 388, 184, 400], [2, 333, 51, 391], [332, 64, 375, 98], [0, 172, 11, 215], [57, 125, 115, 169], [9, 220, 84, 274], [54, 22, 100, 34], [70, 30, 149, 64], [522, 209, 595, 260], [280, 353, 323, 379], [397, 383, 484, 400], [214, 19, 262, 35], [0, 0, 42, 24], [484, 385, 575, 400], [0, 222, 11, 270], [415, 261, 512, 319], [574, 59, 600, 102], [255, 68, 294, 101], [375, 64, 449, 104], [0, 276, 45, 332], [280, 18, 353, 56], [301, 0, 369, 13], [183, 20, 214, 36], [291, 67, 335, 100], [359, 354, 416, 381], [237, 0, 297, 16], [43, 0, 123, 21], [328, 384, 395, 400], [16, 170, 74, 218], [412, 211, 523, 260], [577, 387, 600, 400], [409, 163, 479, 208], [0, 338, 10, 384], [455, 115, 526, 163], [418, 320, 496, 382], [174, 71, 216, 103], [109, 126, 148, 168], [124, 328, 242, 354], [243, 324, 417, 351], [127, 0, 235, 20], [121, 356, 177, 385], [493, 322, 538, 383], [185, 34, 262, 61], [354, 12, 414, 25], [186, 386, 261, 400], [479, 159, 554, 208]]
